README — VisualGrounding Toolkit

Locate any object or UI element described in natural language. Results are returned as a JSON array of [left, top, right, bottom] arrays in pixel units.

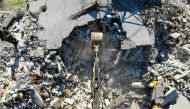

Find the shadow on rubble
[[154, 22, 171, 63], [112, 0, 162, 13], [0, 29, 18, 47], [111, 0, 143, 14]]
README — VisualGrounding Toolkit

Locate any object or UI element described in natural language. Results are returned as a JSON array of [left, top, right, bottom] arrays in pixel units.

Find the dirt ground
[[0, 0, 25, 11]]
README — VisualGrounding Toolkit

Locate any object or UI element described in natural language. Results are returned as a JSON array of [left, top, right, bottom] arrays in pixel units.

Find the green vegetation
[[0, 0, 25, 11]]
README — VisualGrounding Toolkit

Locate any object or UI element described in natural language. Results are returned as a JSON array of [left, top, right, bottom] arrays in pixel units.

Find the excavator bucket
[[91, 32, 103, 51]]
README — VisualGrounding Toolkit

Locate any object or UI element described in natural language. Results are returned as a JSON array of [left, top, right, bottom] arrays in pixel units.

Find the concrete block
[[161, 88, 178, 106]]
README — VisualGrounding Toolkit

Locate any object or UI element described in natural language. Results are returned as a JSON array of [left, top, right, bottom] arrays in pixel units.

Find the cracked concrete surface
[[36, 0, 153, 49]]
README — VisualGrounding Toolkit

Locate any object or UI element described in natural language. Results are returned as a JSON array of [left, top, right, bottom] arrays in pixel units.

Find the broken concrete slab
[[169, 94, 190, 109], [29, 0, 46, 16], [161, 88, 178, 106], [151, 84, 165, 101], [120, 12, 154, 48], [2, 11, 24, 29], [107, 95, 126, 109], [172, 71, 189, 81], [38, 0, 96, 49]]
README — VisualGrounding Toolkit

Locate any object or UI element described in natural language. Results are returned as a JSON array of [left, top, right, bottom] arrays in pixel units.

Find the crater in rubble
[[58, 17, 149, 79], [59, 19, 126, 74], [58, 15, 151, 98]]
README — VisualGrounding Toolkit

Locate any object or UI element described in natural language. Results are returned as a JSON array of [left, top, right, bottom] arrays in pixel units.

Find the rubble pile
[[130, 0, 190, 108], [150, 59, 190, 99], [141, 0, 190, 63], [0, 41, 15, 78], [0, 0, 190, 109]]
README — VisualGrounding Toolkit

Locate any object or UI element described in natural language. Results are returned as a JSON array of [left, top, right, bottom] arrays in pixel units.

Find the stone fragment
[[64, 98, 75, 105], [130, 100, 140, 109], [50, 97, 62, 108], [87, 102, 92, 109], [65, 89, 72, 98], [73, 75, 79, 83], [104, 99, 110, 106], [107, 95, 125, 109], [33, 88, 45, 107], [132, 82, 145, 89], [50, 98, 58, 104], [170, 33, 181, 39], [114, 88, 122, 96], [31, 47, 44, 58]]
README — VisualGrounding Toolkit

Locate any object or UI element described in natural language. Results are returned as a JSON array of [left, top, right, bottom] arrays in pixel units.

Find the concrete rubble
[[0, 0, 190, 109]]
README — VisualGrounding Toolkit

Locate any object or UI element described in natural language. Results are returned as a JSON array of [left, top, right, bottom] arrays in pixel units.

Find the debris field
[[0, 0, 190, 109]]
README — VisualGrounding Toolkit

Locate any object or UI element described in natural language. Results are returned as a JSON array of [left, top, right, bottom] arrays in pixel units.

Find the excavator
[[91, 32, 103, 109]]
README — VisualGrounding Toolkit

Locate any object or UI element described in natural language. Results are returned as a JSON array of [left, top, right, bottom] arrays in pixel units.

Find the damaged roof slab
[[37, 0, 96, 49], [36, 0, 153, 49]]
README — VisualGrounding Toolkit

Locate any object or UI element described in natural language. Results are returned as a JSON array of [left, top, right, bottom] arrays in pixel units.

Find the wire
[[74, 40, 83, 62]]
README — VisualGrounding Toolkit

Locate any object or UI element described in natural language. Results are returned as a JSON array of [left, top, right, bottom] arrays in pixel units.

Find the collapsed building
[[0, 0, 190, 109]]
